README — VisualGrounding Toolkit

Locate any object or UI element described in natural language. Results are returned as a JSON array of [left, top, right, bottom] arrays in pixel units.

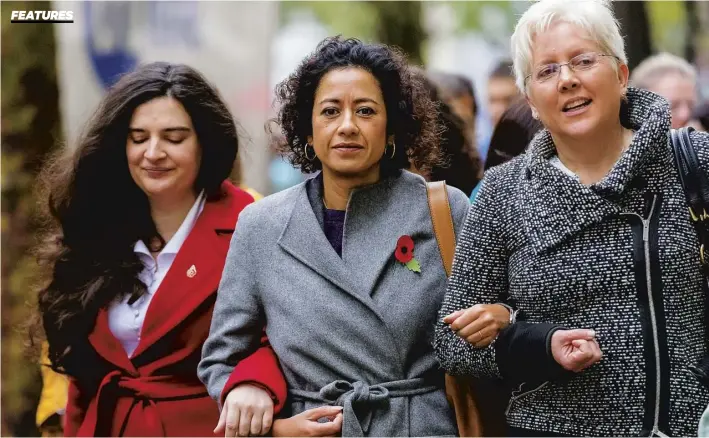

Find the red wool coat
[[64, 182, 286, 437]]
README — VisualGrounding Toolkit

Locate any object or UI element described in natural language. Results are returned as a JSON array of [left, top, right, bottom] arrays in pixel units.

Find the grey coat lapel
[[342, 173, 402, 298], [277, 179, 387, 321]]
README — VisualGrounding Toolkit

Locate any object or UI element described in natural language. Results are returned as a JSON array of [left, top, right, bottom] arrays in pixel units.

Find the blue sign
[[84, 2, 200, 89], [84, 2, 137, 89]]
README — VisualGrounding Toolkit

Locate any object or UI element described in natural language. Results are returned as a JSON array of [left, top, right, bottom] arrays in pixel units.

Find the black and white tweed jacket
[[435, 87, 709, 437]]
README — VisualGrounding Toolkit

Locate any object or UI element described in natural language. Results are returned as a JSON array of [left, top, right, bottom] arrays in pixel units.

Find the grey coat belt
[[290, 378, 438, 437]]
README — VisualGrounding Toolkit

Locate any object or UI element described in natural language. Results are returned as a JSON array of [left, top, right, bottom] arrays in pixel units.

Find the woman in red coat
[[33, 62, 286, 437]]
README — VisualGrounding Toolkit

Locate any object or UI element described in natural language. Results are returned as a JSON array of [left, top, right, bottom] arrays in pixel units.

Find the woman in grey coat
[[435, 0, 709, 436], [199, 37, 512, 437]]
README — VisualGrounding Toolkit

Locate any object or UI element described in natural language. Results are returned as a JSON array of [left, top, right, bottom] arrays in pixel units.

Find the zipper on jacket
[[621, 194, 668, 437], [504, 381, 549, 416]]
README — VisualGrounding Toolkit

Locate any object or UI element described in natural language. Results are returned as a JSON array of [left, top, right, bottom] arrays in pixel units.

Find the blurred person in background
[[690, 101, 709, 132], [477, 60, 520, 165], [199, 36, 513, 437], [483, 98, 543, 171], [436, 0, 709, 435], [487, 60, 519, 128], [233, 156, 264, 201], [469, 98, 543, 202], [427, 71, 479, 162], [413, 70, 482, 197], [32, 62, 287, 437], [630, 52, 698, 129], [36, 344, 68, 437]]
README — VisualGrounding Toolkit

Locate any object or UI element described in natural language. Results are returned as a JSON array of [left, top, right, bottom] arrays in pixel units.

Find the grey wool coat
[[199, 170, 470, 437]]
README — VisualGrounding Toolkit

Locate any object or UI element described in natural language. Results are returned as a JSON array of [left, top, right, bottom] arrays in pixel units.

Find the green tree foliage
[[280, 1, 380, 42], [1, 1, 62, 435], [369, 1, 423, 64], [447, 0, 516, 34], [279, 1, 423, 63]]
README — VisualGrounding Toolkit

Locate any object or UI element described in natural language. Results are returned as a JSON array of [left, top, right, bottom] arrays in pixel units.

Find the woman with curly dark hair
[[468, 98, 544, 202], [417, 70, 483, 197], [199, 37, 512, 436], [33, 62, 287, 437], [483, 97, 543, 171]]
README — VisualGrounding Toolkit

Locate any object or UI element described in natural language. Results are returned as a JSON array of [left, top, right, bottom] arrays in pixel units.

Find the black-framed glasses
[[525, 52, 619, 84]]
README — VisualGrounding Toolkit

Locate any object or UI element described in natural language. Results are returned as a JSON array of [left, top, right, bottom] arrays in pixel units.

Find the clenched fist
[[550, 329, 602, 372]]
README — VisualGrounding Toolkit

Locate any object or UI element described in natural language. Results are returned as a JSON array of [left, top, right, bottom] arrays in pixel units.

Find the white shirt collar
[[134, 191, 207, 258], [549, 155, 580, 181]]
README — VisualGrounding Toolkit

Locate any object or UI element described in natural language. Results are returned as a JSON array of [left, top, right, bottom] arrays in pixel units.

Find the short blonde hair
[[510, 0, 628, 94], [630, 52, 697, 90]]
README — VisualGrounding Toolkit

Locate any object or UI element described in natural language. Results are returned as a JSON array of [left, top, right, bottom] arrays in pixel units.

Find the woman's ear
[[526, 96, 540, 120], [618, 63, 630, 89]]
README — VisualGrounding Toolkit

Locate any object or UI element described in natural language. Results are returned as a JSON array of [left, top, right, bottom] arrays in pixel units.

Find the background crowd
[[2, 0, 709, 436]]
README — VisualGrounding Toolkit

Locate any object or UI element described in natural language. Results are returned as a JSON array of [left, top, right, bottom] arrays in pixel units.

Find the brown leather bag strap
[[426, 181, 456, 277], [426, 181, 485, 437]]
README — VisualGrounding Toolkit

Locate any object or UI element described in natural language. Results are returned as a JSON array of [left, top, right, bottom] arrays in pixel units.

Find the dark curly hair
[[271, 36, 442, 176], [33, 62, 239, 379], [418, 71, 483, 197], [484, 97, 543, 171]]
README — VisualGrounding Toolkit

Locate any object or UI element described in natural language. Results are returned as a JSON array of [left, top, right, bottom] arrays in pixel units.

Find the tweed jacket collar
[[520, 87, 672, 253]]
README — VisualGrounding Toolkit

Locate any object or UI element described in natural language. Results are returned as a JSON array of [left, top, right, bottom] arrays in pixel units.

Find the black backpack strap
[[670, 127, 709, 262], [670, 126, 709, 387], [671, 127, 709, 220]]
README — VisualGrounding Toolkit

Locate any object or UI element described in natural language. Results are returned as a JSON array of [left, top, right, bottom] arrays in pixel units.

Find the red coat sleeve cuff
[[220, 339, 287, 414]]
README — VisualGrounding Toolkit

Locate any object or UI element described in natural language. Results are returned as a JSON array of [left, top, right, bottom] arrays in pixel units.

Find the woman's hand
[[550, 329, 602, 372], [272, 406, 343, 437], [215, 383, 274, 437], [443, 304, 511, 347]]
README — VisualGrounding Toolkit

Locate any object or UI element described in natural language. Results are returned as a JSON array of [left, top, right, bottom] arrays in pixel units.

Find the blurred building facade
[[53, 0, 279, 194], [48, 0, 709, 196]]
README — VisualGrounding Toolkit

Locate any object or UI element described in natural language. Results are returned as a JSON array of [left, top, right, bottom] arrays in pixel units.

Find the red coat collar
[[88, 181, 253, 373]]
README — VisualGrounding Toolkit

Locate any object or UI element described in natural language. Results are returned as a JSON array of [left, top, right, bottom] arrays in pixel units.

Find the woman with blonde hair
[[435, 0, 709, 436]]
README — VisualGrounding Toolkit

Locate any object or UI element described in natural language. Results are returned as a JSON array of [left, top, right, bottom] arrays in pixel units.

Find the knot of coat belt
[[319, 380, 389, 436]]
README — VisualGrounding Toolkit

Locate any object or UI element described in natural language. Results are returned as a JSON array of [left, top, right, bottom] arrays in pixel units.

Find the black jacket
[[435, 87, 709, 437]]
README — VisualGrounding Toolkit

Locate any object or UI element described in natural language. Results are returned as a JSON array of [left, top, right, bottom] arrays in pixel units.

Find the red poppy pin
[[395, 235, 421, 273]]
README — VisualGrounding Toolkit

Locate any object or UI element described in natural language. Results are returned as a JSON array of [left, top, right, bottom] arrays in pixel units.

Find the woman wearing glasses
[[435, 0, 709, 436]]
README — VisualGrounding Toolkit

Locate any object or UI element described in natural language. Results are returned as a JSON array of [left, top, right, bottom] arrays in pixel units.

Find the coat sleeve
[[198, 205, 284, 410], [435, 166, 567, 383], [63, 378, 86, 437], [434, 168, 510, 379], [495, 322, 570, 385], [219, 333, 287, 413]]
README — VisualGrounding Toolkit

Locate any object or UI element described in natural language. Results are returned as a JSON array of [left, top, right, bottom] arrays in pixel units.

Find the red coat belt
[[79, 370, 209, 437]]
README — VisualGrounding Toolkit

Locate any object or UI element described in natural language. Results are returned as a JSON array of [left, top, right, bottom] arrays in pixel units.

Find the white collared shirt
[[108, 191, 206, 357]]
